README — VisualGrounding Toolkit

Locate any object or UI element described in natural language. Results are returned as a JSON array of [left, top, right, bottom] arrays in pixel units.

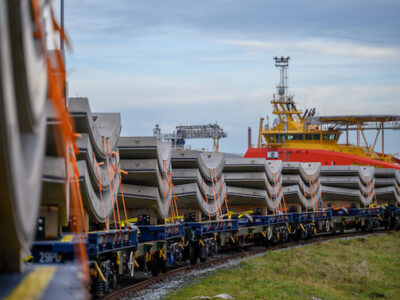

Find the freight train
[[1, 2, 400, 299], [30, 205, 400, 297]]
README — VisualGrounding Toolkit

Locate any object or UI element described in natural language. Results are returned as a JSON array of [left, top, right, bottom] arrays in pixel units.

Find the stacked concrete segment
[[41, 98, 122, 234], [171, 149, 227, 221], [281, 162, 323, 211], [222, 157, 283, 214], [320, 165, 375, 208], [0, 0, 48, 272], [117, 137, 173, 223], [374, 169, 400, 205]]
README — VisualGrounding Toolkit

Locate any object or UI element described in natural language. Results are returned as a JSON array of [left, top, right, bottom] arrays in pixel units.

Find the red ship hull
[[244, 147, 400, 169]]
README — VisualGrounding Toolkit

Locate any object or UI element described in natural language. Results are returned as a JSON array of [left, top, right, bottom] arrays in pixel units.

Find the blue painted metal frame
[[386, 206, 400, 215], [332, 207, 384, 217], [185, 220, 239, 236], [31, 228, 138, 263], [269, 213, 294, 225], [31, 236, 81, 263], [138, 223, 184, 242], [237, 213, 296, 227], [87, 229, 138, 257], [237, 215, 271, 227]]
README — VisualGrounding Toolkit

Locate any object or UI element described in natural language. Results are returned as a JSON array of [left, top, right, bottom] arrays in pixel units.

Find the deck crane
[[153, 123, 228, 152]]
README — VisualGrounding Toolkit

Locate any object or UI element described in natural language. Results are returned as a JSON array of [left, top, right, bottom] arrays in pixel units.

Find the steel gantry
[[153, 123, 228, 152]]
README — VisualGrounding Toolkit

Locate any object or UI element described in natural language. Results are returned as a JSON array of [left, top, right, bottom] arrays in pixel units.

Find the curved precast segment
[[280, 162, 322, 210], [68, 99, 121, 222], [69, 97, 121, 159], [0, 0, 48, 272], [319, 176, 375, 195], [219, 157, 283, 211], [374, 186, 400, 204], [320, 166, 376, 207], [42, 99, 122, 224], [119, 159, 172, 218], [223, 158, 283, 185], [224, 172, 278, 191], [172, 169, 227, 200], [173, 183, 226, 216], [118, 137, 171, 174], [119, 184, 160, 209], [283, 185, 322, 210], [321, 166, 375, 185], [76, 133, 117, 192], [321, 185, 374, 206], [42, 157, 119, 223], [375, 169, 400, 204], [226, 186, 282, 211], [171, 149, 225, 181], [283, 162, 321, 182], [117, 137, 173, 219], [170, 149, 227, 216]]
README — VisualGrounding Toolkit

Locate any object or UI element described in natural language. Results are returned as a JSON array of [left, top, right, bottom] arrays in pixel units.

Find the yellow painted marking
[[94, 262, 106, 282], [165, 215, 183, 222], [6, 266, 57, 300], [60, 235, 73, 242], [24, 255, 33, 263]]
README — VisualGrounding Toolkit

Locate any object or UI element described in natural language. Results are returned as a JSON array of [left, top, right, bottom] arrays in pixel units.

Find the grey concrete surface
[[0, 0, 47, 272], [375, 169, 400, 204], [320, 166, 376, 207], [117, 137, 173, 219], [41, 98, 122, 225], [222, 157, 283, 212], [281, 163, 322, 210], [171, 149, 227, 217], [69, 97, 121, 159]]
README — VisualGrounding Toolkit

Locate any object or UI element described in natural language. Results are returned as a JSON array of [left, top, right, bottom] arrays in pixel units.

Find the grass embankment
[[164, 232, 400, 300]]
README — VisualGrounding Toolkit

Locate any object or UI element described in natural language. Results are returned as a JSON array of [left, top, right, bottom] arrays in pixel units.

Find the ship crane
[[305, 115, 400, 159], [153, 123, 228, 152]]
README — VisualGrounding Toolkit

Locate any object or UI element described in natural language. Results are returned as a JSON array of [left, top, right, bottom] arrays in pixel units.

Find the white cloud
[[293, 85, 400, 115], [221, 39, 400, 59]]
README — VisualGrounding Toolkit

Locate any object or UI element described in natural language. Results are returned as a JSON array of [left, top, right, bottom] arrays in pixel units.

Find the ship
[[245, 56, 400, 169]]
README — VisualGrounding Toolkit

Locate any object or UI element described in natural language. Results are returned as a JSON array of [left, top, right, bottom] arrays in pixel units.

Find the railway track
[[102, 229, 392, 300]]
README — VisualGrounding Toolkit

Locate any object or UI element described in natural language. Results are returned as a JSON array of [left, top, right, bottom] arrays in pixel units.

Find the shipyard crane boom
[[153, 123, 228, 152]]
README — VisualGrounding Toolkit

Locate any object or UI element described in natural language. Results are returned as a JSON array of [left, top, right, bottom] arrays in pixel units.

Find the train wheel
[[189, 242, 197, 265], [199, 245, 208, 262], [308, 226, 315, 238], [272, 231, 279, 244], [94, 278, 105, 298], [325, 220, 330, 233], [267, 226, 273, 241], [366, 219, 373, 232], [300, 228, 308, 240], [281, 229, 289, 242], [340, 224, 345, 234], [290, 228, 299, 242], [111, 273, 117, 290], [151, 252, 159, 276]]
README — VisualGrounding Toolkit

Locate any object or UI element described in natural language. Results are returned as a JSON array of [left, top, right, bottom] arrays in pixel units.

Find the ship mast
[[271, 57, 302, 124]]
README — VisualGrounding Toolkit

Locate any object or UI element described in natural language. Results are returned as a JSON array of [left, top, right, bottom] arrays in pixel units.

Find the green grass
[[164, 232, 400, 300]]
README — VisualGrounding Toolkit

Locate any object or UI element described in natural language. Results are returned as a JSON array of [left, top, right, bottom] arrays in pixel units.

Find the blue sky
[[62, 0, 400, 155]]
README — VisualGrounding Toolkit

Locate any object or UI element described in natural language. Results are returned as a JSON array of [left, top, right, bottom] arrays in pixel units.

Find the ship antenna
[[273, 56, 290, 101]]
